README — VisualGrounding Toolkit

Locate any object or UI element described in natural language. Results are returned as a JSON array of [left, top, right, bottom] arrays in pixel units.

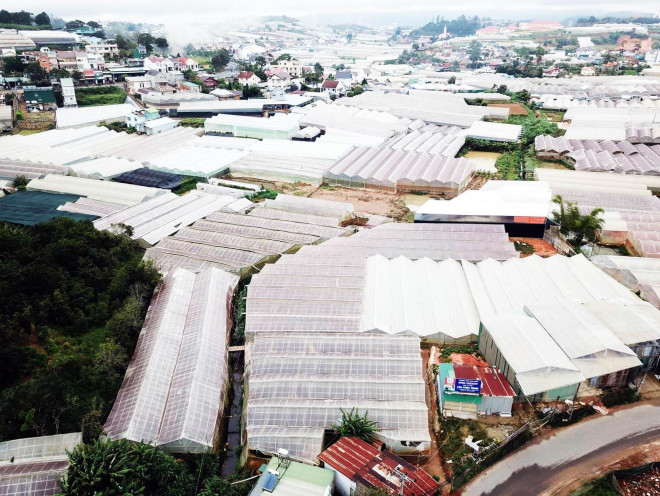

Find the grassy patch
[[76, 86, 127, 107], [495, 151, 521, 180], [17, 129, 46, 136], [178, 118, 205, 128], [173, 176, 203, 195], [569, 475, 618, 496], [246, 189, 278, 202], [601, 387, 640, 408], [514, 241, 535, 255]]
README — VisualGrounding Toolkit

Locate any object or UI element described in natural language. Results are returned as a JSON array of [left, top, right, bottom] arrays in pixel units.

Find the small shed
[[437, 363, 515, 418], [144, 116, 178, 135]]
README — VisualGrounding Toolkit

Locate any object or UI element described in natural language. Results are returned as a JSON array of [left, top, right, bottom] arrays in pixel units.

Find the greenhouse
[[524, 300, 641, 384], [104, 267, 238, 453], [114, 168, 183, 190], [94, 191, 246, 246], [0, 160, 67, 181], [0, 191, 97, 225], [55, 104, 134, 129], [324, 147, 476, 194], [0, 433, 80, 496], [591, 255, 660, 308], [27, 174, 166, 206], [479, 315, 585, 400], [68, 156, 140, 180], [144, 204, 353, 276], [243, 333, 431, 462], [204, 114, 300, 140], [57, 197, 125, 217]]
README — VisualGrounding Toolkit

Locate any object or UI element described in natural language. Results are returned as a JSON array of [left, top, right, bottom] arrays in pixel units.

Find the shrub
[[601, 387, 640, 408]]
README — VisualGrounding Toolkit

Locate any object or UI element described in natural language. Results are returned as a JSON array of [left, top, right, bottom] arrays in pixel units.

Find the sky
[[9, 0, 659, 26]]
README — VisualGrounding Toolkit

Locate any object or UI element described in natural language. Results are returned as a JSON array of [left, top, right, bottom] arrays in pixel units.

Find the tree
[[535, 46, 546, 64], [59, 439, 195, 495], [2, 56, 24, 74], [65, 19, 84, 30], [34, 12, 50, 26], [87, 21, 100, 29], [275, 53, 291, 62], [137, 33, 155, 53], [551, 195, 604, 245], [11, 10, 32, 25], [496, 84, 507, 94], [332, 408, 378, 442], [211, 49, 231, 70], [50, 68, 71, 79], [313, 62, 323, 76], [155, 37, 169, 53], [81, 409, 104, 444], [346, 33, 353, 43], [469, 40, 482, 68], [12, 175, 29, 190], [0, 10, 11, 24], [448, 75, 456, 84], [25, 61, 46, 82], [71, 70, 83, 83]]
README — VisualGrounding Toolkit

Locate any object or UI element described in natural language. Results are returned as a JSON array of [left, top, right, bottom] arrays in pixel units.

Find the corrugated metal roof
[[318, 437, 380, 480]]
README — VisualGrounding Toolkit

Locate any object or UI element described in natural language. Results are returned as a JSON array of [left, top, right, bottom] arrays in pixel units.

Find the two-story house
[[238, 71, 261, 86]]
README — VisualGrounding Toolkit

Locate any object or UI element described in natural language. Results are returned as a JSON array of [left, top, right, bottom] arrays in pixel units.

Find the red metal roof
[[354, 450, 439, 496], [238, 71, 255, 79], [318, 437, 379, 480], [452, 364, 515, 398], [322, 80, 339, 89]]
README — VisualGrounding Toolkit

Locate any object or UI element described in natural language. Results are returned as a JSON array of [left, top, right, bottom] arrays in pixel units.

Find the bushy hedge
[[76, 86, 127, 107]]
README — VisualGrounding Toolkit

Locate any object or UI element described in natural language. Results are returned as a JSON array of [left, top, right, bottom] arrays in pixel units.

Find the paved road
[[462, 402, 660, 496]]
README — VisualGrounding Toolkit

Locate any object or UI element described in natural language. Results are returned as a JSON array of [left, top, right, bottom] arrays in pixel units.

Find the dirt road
[[461, 401, 660, 496]]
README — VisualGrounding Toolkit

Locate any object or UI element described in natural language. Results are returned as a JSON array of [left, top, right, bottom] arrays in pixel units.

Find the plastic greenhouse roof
[[0, 191, 97, 225], [582, 300, 660, 345], [0, 433, 80, 496], [481, 315, 585, 396], [27, 174, 165, 206], [57, 197, 125, 217], [524, 299, 641, 379], [360, 255, 480, 340], [55, 104, 134, 129], [115, 168, 183, 190], [104, 267, 238, 452], [244, 333, 429, 462], [68, 156, 140, 180]]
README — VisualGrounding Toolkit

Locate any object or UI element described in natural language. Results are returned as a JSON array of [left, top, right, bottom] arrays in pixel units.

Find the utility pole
[[394, 467, 411, 496]]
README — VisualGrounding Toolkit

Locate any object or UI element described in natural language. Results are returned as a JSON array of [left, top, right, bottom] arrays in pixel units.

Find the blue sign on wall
[[454, 378, 482, 394]]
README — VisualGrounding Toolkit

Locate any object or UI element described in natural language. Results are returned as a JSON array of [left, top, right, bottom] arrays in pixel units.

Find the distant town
[[0, 7, 660, 496]]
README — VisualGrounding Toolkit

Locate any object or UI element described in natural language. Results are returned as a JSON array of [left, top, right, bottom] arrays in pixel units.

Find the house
[[209, 88, 242, 100], [267, 70, 291, 90], [177, 81, 201, 93], [238, 71, 261, 86], [55, 51, 79, 71], [174, 56, 198, 71], [126, 107, 160, 133], [144, 56, 175, 73], [543, 67, 562, 78], [199, 76, 218, 90], [581, 66, 596, 76], [144, 116, 178, 135], [0, 105, 12, 132], [134, 45, 148, 59], [321, 79, 348, 98], [335, 70, 353, 84], [60, 78, 77, 107], [125, 75, 152, 95], [437, 363, 515, 418], [518, 20, 563, 31], [319, 437, 439, 496], [248, 455, 334, 496], [37, 53, 52, 72], [85, 43, 119, 57], [271, 58, 303, 77]]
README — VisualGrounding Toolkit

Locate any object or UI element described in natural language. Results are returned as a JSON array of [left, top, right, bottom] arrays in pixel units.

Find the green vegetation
[[439, 344, 478, 361], [552, 195, 605, 245], [601, 387, 641, 408], [440, 416, 534, 490], [494, 151, 521, 180], [505, 114, 559, 147], [412, 15, 481, 37], [75, 86, 127, 107], [0, 218, 161, 441], [514, 241, 535, 255], [179, 118, 206, 128], [246, 189, 278, 202], [462, 138, 517, 154], [543, 405, 595, 427], [99, 121, 136, 134], [569, 475, 618, 496], [333, 408, 379, 442], [362, 489, 391, 496], [173, 176, 203, 195], [232, 285, 248, 346], [60, 439, 252, 496], [11, 175, 29, 190]]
